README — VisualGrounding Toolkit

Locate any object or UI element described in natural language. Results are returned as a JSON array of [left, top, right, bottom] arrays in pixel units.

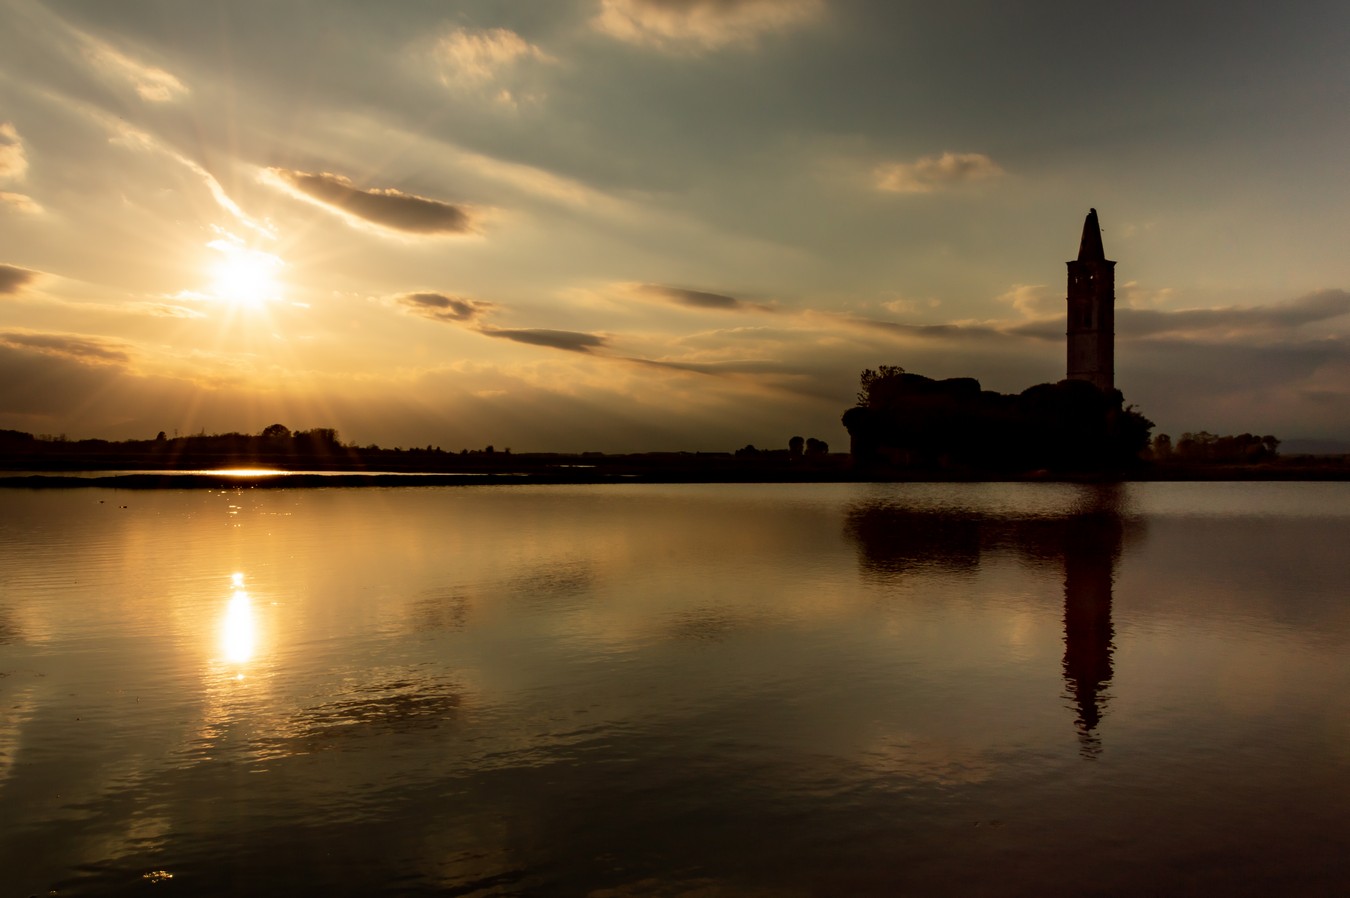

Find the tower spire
[[1065, 209, 1116, 392], [1077, 208, 1106, 262]]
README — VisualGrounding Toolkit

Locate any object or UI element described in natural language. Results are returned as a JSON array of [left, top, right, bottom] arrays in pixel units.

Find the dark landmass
[[1, 423, 1347, 489], [834, 366, 1350, 481], [0, 426, 853, 486], [841, 368, 1153, 475]]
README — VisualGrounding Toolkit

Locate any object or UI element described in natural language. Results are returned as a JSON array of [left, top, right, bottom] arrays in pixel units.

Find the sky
[[1, 0, 1347, 452]]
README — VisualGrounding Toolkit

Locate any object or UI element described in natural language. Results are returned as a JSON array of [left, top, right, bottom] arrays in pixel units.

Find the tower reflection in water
[[1057, 504, 1122, 754], [845, 486, 1135, 755]]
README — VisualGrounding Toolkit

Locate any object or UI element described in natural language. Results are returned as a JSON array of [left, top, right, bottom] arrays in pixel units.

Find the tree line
[[841, 366, 1153, 473]]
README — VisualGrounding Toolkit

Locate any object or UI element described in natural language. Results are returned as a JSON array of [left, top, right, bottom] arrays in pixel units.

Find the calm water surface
[[2, 482, 1349, 896]]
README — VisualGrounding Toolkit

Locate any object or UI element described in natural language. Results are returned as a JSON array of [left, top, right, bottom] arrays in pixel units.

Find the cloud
[[111, 123, 271, 238], [480, 327, 607, 354], [0, 122, 28, 180], [1119, 280, 1175, 310], [1003, 289, 1350, 342], [396, 292, 494, 323], [265, 169, 474, 235], [633, 357, 799, 376], [881, 295, 943, 315], [1118, 290, 1350, 338], [875, 152, 1004, 194], [134, 302, 206, 320], [829, 312, 1005, 344], [0, 331, 130, 364], [434, 27, 552, 105], [593, 0, 824, 52], [996, 284, 1055, 318], [84, 40, 188, 102], [0, 123, 38, 211], [634, 283, 748, 311], [0, 192, 42, 213], [0, 264, 38, 295]]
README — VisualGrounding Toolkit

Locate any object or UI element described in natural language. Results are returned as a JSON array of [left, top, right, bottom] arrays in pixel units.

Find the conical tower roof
[[1077, 208, 1106, 261]]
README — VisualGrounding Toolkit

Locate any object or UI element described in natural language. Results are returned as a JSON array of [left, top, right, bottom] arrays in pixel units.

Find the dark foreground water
[[2, 482, 1349, 896]]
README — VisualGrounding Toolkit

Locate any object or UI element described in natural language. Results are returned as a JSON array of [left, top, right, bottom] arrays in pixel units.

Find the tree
[[261, 423, 291, 440], [856, 365, 907, 407], [843, 368, 1154, 472], [805, 437, 829, 456], [788, 435, 805, 457]]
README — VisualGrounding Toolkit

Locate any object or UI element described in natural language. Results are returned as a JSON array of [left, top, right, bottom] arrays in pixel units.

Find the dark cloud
[[1008, 290, 1350, 341], [845, 315, 1006, 343], [632, 357, 798, 376], [268, 169, 473, 234], [640, 284, 745, 311], [1118, 290, 1350, 338], [1120, 335, 1350, 439], [0, 264, 37, 295], [1003, 319, 1062, 341], [0, 331, 130, 364], [397, 292, 494, 323], [481, 327, 607, 354], [648, 284, 745, 310]]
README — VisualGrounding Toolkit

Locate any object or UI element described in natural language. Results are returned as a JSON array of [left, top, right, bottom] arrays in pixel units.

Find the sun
[[207, 238, 285, 309]]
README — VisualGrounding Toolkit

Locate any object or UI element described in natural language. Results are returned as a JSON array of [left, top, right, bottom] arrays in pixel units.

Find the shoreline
[[3, 464, 1349, 489]]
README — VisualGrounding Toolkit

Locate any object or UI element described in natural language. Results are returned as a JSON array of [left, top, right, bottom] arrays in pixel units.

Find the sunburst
[[207, 237, 284, 309]]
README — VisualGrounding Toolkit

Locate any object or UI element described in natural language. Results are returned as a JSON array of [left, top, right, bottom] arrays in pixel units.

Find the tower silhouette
[[1066, 209, 1115, 392]]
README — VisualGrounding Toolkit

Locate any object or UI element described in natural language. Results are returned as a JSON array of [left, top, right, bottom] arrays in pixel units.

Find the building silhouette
[[1066, 208, 1115, 392]]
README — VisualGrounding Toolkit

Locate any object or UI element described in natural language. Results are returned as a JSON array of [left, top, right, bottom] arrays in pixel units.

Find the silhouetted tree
[[1171, 430, 1279, 463], [842, 367, 1152, 472], [856, 365, 906, 406], [805, 437, 829, 456], [261, 423, 291, 440], [788, 436, 805, 457]]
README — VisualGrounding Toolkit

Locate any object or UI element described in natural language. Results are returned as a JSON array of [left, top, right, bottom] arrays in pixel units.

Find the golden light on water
[[222, 573, 256, 668]]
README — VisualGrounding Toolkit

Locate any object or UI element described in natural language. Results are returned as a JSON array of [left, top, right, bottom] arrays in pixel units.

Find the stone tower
[[1065, 208, 1115, 392]]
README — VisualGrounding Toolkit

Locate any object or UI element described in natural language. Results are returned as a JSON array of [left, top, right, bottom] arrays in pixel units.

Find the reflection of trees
[[844, 487, 1136, 755]]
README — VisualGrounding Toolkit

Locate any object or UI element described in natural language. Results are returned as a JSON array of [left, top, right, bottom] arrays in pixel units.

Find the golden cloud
[[84, 41, 188, 103], [875, 152, 1004, 194], [594, 0, 824, 52]]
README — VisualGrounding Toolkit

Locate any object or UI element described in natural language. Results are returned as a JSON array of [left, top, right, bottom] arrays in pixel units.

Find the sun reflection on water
[[222, 572, 256, 672]]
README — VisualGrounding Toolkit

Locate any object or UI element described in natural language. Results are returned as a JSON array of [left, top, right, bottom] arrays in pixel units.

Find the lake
[[2, 482, 1349, 896]]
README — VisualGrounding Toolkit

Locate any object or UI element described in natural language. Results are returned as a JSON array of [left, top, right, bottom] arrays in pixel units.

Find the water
[[2, 482, 1348, 896]]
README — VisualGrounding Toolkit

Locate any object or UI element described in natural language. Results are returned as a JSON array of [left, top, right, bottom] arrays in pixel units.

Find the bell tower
[[1066, 208, 1115, 392]]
